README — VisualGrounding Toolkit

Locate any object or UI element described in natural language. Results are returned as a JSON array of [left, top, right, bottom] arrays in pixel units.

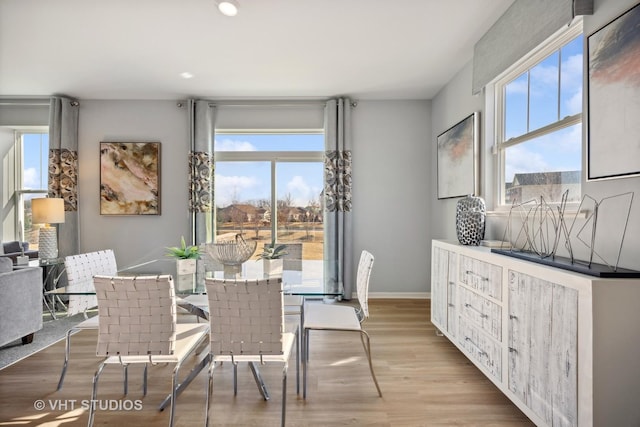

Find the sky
[[214, 133, 324, 208], [503, 34, 583, 183], [22, 133, 48, 192]]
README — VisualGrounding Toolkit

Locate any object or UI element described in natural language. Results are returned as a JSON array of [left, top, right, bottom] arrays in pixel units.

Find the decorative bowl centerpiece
[[205, 234, 257, 270]]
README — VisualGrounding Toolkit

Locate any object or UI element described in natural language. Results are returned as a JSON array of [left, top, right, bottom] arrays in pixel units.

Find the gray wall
[[5, 0, 636, 296], [352, 101, 431, 297], [76, 99, 433, 296], [78, 100, 191, 267], [429, 0, 640, 288]]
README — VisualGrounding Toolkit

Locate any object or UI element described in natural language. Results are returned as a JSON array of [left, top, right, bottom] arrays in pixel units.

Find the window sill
[[487, 209, 588, 219]]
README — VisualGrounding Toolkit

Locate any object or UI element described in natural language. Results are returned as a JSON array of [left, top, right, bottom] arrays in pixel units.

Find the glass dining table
[[46, 257, 336, 405], [47, 258, 335, 300]]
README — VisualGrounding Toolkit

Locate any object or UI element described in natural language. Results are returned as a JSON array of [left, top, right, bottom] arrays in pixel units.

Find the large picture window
[[495, 21, 583, 207], [16, 130, 49, 247], [214, 132, 324, 261]]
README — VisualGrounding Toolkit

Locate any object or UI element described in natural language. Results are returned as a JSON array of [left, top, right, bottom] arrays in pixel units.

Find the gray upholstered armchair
[[0, 257, 43, 347]]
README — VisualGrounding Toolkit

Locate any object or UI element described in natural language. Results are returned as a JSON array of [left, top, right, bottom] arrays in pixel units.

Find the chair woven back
[[355, 250, 375, 320], [65, 250, 118, 316], [205, 277, 284, 356], [94, 275, 177, 356]]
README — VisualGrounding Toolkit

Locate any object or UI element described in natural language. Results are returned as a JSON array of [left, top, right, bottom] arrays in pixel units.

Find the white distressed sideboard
[[430, 239, 640, 427]]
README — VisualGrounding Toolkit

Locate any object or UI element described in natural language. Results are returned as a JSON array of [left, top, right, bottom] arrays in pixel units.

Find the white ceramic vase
[[263, 258, 283, 277], [176, 258, 197, 275]]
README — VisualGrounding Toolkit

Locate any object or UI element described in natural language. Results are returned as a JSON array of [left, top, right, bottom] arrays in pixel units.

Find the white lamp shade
[[32, 198, 65, 224]]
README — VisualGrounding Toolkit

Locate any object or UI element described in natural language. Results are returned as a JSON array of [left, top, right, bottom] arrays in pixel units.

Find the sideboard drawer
[[459, 255, 502, 300], [457, 316, 502, 381], [458, 286, 502, 342]]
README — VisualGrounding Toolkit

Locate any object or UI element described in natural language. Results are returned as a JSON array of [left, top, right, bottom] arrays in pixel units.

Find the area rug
[[0, 311, 95, 370]]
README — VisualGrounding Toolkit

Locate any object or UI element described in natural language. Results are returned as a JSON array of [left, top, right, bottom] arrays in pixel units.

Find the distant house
[[506, 171, 581, 204], [218, 203, 323, 225], [284, 207, 307, 222], [217, 204, 262, 223]]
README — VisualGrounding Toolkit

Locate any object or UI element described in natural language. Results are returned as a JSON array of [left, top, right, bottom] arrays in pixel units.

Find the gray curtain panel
[[323, 98, 354, 299], [188, 99, 216, 245], [48, 95, 79, 258]]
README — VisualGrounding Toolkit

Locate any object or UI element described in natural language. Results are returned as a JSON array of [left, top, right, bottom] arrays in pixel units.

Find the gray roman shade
[[0, 99, 49, 126], [472, 0, 593, 94]]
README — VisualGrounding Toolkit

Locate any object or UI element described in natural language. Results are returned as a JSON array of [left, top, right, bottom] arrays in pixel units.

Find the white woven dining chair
[[204, 277, 298, 427], [302, 250, 382, 398], [57, 249, 118, 390], [88, 275, 209, 427]]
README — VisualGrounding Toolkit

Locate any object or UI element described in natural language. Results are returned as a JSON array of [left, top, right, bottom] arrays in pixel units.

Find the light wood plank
[[0, 299, 534, 426]]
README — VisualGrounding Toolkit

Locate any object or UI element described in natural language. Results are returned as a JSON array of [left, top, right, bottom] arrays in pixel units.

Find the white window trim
[[14, 129, 49, 242], [491, 18, 584, 213]]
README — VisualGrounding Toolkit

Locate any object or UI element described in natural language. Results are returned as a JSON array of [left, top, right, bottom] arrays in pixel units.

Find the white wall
[[429, 0, 640, 290], [352, 100, 432, 296]]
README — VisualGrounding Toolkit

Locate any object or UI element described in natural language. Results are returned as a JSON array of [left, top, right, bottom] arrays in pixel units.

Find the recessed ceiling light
[[180, 72, 194, 79], [216, 0, 239, 17]]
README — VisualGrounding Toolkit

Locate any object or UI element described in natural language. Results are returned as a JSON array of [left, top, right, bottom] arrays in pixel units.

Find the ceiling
[[0, 0, 514, 101]]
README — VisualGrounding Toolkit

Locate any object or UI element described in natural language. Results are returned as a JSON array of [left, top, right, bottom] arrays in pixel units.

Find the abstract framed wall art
[[100, 142, 161, 215], [587, 3, 640, 181], [437, 112, 479, 199]]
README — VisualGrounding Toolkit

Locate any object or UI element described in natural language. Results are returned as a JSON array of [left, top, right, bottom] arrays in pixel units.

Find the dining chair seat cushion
[[101, 323, 208, 365], [283, 295, 303, 315], [212, 331, 296, 364], [304, 303, 361, 331]]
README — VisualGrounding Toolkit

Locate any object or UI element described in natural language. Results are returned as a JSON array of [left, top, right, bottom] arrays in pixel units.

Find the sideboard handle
[[464, 336, 488, 357], [465, 270, 489, 281], [464, 303, 488, 318]]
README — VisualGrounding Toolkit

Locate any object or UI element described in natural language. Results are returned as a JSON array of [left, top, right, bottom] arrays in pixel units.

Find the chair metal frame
[[57, 249, 118, 390], [88, 274, 209, 427], [204, 277, 298, 427], [302, 250, 382, 398]]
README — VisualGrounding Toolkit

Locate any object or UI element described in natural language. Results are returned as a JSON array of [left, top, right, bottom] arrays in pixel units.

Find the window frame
[[14, 128, 49, 244], [214, 130, 324, 242], [493, 19, 583, 210]]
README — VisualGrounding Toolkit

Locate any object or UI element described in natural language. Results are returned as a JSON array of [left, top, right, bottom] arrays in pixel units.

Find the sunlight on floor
[[329, 356, 361, 367]]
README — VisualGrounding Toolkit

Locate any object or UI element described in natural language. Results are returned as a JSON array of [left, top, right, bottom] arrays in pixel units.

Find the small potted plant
[[256, 242, 288, 276], [166, 236, 201, 275]]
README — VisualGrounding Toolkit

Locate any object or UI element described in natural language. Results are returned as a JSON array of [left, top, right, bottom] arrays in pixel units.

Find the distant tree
[[304, 197, 321, 241], [277, 193, 294, 236], [249, 201, 263, 240]]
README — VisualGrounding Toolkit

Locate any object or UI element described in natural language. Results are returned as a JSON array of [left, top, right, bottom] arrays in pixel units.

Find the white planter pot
[[177, 258, 197, 275], [263, 258, 283, 277]]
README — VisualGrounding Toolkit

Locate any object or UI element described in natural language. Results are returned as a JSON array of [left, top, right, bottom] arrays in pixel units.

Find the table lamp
[[31, 197, 65, 260]]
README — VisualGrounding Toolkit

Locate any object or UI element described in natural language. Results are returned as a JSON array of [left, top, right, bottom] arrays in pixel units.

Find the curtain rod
[[207, 101, 326, 108], [0, 99, 50, 106]]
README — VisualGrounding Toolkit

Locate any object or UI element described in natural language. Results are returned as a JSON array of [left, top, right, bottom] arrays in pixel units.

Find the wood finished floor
[[0, 299, 535, 426]]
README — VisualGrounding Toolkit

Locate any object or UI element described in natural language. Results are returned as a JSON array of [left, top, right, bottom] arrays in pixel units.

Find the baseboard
[[366, 292, 430, 299], [307, 292, 431, 300]]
